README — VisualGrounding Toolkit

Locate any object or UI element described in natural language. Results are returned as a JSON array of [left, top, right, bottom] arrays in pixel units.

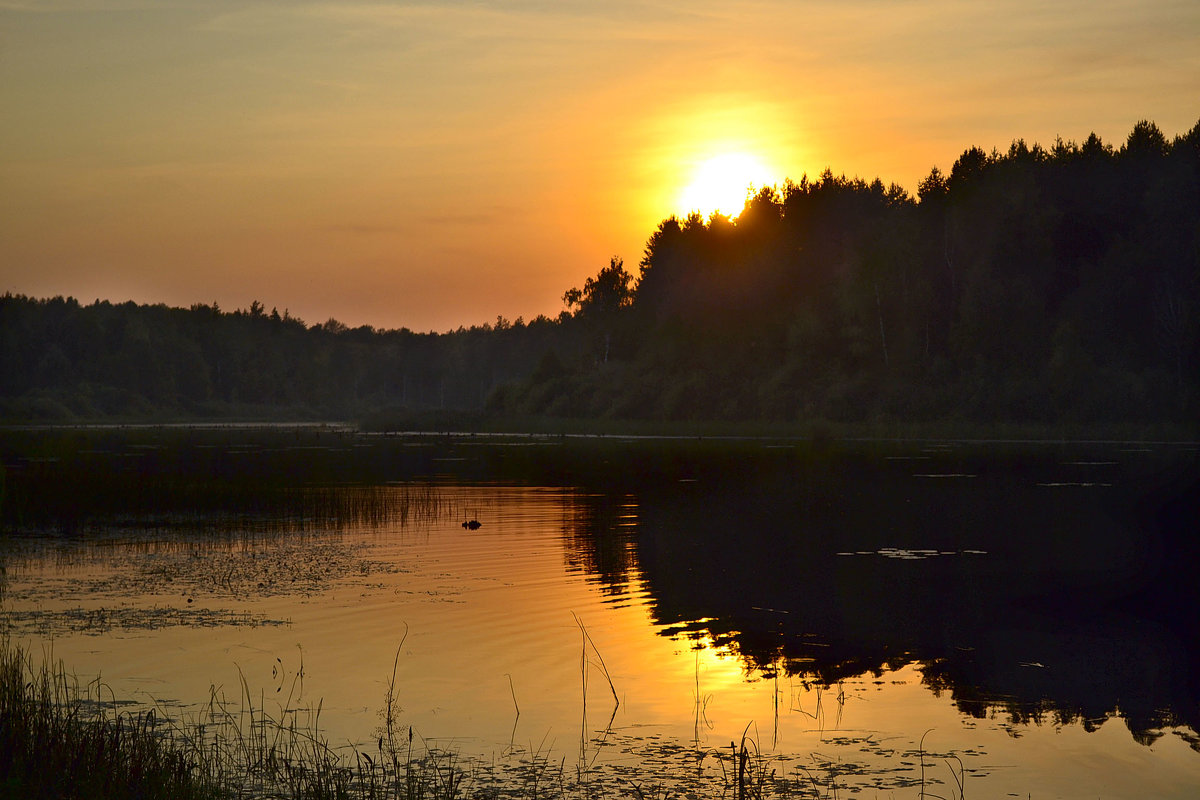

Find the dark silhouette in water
[[558, 442, 1200, 749], [2, 428, 1196, 748]]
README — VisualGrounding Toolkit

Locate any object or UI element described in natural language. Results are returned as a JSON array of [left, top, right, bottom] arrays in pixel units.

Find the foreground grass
[[2, 640, 849, 800], [0, 638, 401, 799], [0, 642, 218, 799]]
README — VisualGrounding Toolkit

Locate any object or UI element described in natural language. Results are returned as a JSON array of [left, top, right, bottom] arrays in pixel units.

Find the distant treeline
[[0, 297, 564, 421], [3, 119, 1198, 427]]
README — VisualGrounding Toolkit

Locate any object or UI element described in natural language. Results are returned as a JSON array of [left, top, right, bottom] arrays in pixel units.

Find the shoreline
[[2, 415, 1197, 446]]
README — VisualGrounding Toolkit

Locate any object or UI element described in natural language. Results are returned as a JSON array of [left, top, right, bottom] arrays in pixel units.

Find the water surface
[[1, 430, 1197, 797]]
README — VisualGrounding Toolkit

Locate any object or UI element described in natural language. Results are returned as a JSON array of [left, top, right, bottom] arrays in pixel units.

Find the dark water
[[626, 449, 1197, 740], [530, 437, 1198, 744], [2, 427, 1198, 794]]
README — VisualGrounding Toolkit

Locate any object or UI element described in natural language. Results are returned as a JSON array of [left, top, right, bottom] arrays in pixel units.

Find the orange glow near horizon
[[1, 2, 1195, 331]]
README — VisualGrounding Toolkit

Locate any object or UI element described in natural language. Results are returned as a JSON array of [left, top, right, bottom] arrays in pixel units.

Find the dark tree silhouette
[[4, 119, 1197, 428], [563, 257, 635, 317]]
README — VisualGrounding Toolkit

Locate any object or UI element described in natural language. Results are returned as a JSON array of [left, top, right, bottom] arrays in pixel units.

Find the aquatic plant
[[1, 636, 980, 799], [0, 640, 220, 799]]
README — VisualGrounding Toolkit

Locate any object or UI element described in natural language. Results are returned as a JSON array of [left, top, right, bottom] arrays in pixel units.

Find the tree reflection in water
[[559, 443, 1200, 749], [5, 429, 1196, 751]]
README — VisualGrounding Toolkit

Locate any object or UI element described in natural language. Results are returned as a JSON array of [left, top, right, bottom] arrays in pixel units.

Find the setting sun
[[678, 152, 776, 218]]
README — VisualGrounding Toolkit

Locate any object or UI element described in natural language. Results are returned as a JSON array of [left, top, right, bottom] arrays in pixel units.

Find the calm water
[[1, 430, 1198, 797]]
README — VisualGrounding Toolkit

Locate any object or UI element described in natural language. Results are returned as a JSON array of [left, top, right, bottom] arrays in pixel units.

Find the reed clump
[[0, 638, 395, 800], [0, 640, 218, 800]]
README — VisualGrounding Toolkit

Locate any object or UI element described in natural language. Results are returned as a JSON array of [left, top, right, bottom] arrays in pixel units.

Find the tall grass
[[1, 635, 969, 799], [0, 640, 218, 800], [0, 637, 836, 800]]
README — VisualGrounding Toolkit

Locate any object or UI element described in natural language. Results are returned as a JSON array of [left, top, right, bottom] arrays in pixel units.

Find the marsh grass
[[0, 640, 218, 800], [3, 636, 943, 800]]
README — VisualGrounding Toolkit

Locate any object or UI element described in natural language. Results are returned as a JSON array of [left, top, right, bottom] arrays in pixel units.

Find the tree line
[[3, 119, 1197, 427], [0, 297, 565, 420], [495, 119, 1200, 426]]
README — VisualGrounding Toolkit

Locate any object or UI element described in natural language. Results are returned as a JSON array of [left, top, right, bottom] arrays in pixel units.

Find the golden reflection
[[676, 630, 756, 698]]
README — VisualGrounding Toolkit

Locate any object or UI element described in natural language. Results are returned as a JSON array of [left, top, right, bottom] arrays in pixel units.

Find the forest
[[3, 119, 1198, 431]]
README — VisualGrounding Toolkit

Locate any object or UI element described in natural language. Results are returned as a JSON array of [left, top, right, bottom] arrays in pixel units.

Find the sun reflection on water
[[4, 473, 1199, 798]]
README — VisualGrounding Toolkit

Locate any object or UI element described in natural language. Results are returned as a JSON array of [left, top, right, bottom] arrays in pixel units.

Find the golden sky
[[2, 1, 1197, 332]]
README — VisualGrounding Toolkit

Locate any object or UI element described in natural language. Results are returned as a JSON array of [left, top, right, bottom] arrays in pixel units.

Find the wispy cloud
[[0, 0, 184, 11]]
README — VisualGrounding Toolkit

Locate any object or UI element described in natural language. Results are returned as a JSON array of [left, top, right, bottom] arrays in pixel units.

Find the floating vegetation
[[3, 533, 409, 606], [835, 548, 988, 560], [0, 522, 413, 638], [1036, 482, 1114, 488], [0, 605, 288, 637], [912, 473, 977, 479]]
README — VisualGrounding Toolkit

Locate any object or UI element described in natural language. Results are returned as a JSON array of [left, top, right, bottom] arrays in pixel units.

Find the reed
[[0, 637, 969, 799], [0, 640, 219, 800]]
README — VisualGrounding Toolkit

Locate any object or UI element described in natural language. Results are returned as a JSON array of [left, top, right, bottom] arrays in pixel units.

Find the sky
[[2, 1, 1198, 333]]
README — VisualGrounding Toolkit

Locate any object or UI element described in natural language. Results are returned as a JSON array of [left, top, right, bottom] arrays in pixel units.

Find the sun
[[678, 152, 775, 218]]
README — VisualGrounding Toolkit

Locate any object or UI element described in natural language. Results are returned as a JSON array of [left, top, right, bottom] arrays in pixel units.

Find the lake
[[1, 427, 1198, 797]]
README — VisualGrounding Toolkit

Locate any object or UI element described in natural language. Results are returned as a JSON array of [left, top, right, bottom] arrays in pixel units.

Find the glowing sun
[[678, 152, 775, 217]]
